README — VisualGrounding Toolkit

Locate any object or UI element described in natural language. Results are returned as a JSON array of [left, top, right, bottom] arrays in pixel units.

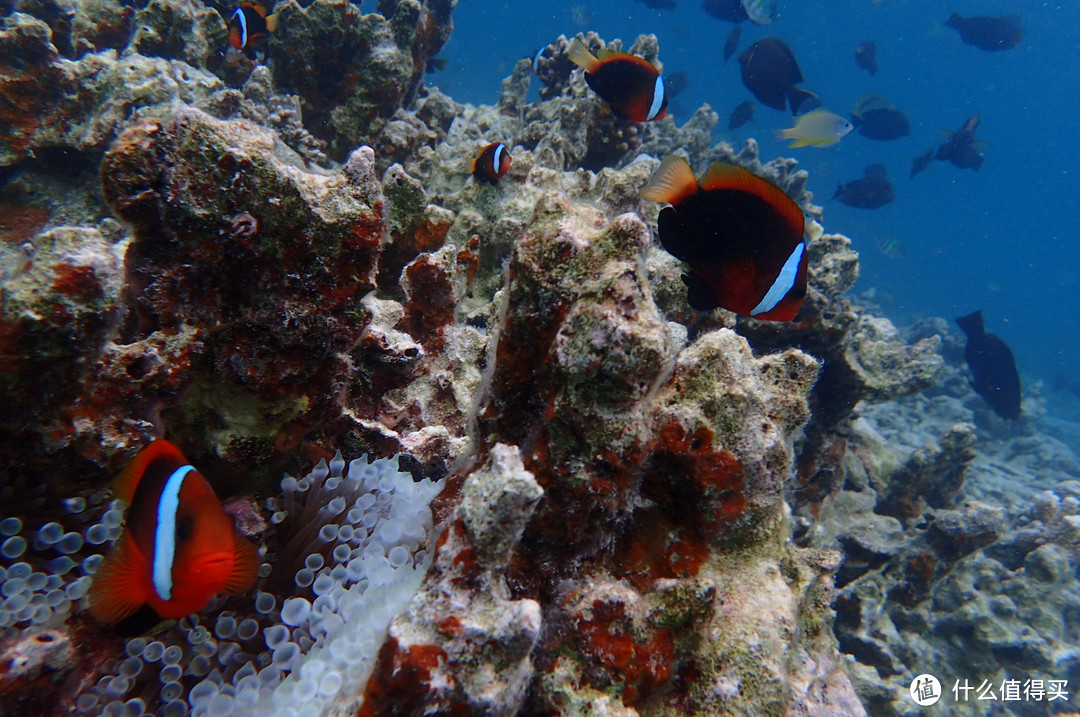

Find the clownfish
[[567, 37, 668, 122], [88, 440, 259, 623], [472, 142, 511, 184], [228, 2, 279, 56], [641, 155, 808, 321]]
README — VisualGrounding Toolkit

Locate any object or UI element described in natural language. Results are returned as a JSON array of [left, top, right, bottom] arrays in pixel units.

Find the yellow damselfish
[[778, 110, 853, 148]]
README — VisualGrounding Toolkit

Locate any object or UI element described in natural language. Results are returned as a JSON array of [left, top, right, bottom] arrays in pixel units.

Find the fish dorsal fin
[[568, 37, 601, 74], [223, 534, 260, 595], [113, 439, 188, 505], [698, 162, 805, 237], [641, 155, 699, 205], [956, 310, 985, 338], [852, 93, 892, 117], [596, 47, 626, 63], [88, 533, 149, 623]]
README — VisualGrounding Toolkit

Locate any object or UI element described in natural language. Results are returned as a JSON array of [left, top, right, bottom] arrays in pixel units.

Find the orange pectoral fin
[[222, 534, 260, 595], [88, 535, 149, 623]]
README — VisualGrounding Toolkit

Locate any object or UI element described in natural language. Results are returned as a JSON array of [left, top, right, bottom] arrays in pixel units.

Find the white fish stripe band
[[751, 242, 804, 316], [492, 145, 504, 175], [234, 8, 248, 48], [153, 465, 195, 601], [647, 75, 665, 120]]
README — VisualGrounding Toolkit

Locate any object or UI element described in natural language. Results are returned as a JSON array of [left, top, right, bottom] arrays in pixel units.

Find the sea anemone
[[1, 452, 443, 716]]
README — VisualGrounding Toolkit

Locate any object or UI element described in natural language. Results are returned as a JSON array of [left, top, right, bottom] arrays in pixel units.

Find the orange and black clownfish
[[567, 37, 668, 122], [641, 155, 808, 321], [472, 142, 511, 184], [228, 2, 279, 57], [88, 440, 259, 623]]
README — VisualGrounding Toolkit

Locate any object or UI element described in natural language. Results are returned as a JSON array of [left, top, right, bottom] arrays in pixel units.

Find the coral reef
[[4, 0, 1077, 711], [796, 353, 1080, 716]]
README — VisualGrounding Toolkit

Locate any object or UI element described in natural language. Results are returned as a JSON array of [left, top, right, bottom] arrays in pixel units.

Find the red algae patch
[[0, 202, 49, 244]]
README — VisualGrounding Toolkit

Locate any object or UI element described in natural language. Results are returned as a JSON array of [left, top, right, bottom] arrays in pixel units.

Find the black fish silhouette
[[738, 38, 817, 114], [833, 164, 894, 209], [946, 13, 1023, 52], [855, 41, 877, 74], [956, 310, 1021, 419], [729, 99, 755, 130], [703, 0, 748, 23], [936, 115, 984, 170], [723, 25, 741, 65], [851, 95, 911, 141], [910, 148, 934, 179], [665, 71, 689, 99]]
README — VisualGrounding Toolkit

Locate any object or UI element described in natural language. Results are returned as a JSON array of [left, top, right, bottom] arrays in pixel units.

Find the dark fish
[[636, 0, 677, 9], [568, 37, 668, 122], [855, 41, 878, 74], [425, 57, 447, 73], [936, 115, 983, 170], [851, 95, 910, 141], [853, 108, 909, 140], [703, 0, 748, 23], [472, 143, 511, 184], [729, 99, 755, 130], [910, 148, 934, 179], [723, 24, 741, 65], [738, 38, 817, 114], [665, 71, 689, 99], [956, 310, 1021, 420], [833, 164, 894, 209], [228, 2, 278, 57], [946, 13, 1023, 52], [641, 156, 808, 321]]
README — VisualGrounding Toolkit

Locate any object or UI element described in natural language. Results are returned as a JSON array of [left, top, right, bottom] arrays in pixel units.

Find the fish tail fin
[[832, 184, 844, 200], [88, 535, 148, 623], [264, 12, 279, 32], [956, 310, 985, 338], [222, 534, 260, 595], [567, 37, 601, 73], [777, 128, 807, 147], [640, 155, 698, 205]]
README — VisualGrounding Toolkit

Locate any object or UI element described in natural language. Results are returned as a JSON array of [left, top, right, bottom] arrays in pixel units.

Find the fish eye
[[176, 515, 194, 543]]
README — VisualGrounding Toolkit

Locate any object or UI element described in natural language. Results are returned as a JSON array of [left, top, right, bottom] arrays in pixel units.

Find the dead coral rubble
[[357, 188, 864, 716]]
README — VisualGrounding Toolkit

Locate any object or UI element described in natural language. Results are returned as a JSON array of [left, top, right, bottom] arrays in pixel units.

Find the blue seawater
[[436, 0, 1080, 403]]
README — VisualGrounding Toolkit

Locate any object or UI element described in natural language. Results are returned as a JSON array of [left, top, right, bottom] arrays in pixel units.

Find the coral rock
[[363, 444, 543, 716]]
